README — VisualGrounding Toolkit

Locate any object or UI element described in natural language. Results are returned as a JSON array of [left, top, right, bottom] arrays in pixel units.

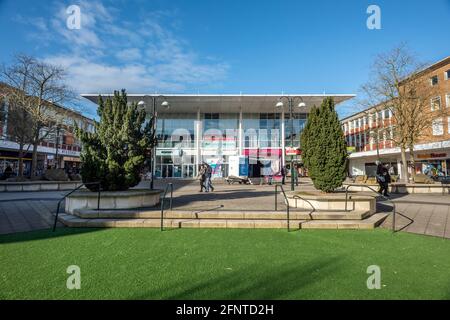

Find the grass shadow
[[131, 256, 344, 300], [0, 227, 106, 245]]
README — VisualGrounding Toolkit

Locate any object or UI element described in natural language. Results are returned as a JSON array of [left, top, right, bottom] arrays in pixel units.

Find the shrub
[[76, 90, 154, 191], [300, 97, 348, 192]]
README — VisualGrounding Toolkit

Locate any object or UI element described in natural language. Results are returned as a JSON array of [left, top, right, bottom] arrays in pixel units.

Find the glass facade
[[284, 113, 307, 148], [156, 113, 196, 148], [153, 111, 308, 179]]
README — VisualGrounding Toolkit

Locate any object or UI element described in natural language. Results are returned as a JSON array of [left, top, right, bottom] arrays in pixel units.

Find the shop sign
[[243, 149, 282, 157], [285, 147, 301, 156], [156, 149, 181, 156], [63, 156, 81, 162], [417, 153, 447, 159]]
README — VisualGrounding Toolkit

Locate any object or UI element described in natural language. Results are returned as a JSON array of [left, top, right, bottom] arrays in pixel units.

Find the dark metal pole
[[290, 98, 295, 191], [55, 126, 60, 169], [53, 202, 61, 232], [150, 97, 157, 190], [275, 184, 278, 211]]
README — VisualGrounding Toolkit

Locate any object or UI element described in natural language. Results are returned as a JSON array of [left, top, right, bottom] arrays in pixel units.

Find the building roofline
[[0, 81, 94, 122], [417, 56, 450, 75], [81, 93, 356, 98], [340, 56, 450, 123], [340, 102, 386, 122]]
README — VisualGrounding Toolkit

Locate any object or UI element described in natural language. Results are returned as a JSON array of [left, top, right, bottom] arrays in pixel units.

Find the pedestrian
[[376, 161, 390, 197], [293, 164, 299, 186], [3, 165, 13, 179], [280, 166, 286, 185], [197, 164, 206, 192], [204, 163, 214, 192]]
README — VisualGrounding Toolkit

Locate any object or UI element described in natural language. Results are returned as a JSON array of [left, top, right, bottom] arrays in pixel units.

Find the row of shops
[[153, 147, 301, 179], [348, 141, 450, 179], [0, 141, 82, 179]]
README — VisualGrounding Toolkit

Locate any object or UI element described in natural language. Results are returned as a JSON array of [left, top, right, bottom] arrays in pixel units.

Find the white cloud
[[44, 55, 185, 93], [115, 48, 142, 62], [17, 0, 229, 94]]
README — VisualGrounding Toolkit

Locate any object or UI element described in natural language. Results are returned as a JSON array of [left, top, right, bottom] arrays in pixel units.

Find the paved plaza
[[0, 178, 449, 238]]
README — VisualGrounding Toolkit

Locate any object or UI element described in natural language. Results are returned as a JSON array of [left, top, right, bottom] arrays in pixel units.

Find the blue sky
[[0, 0, 449, 119]]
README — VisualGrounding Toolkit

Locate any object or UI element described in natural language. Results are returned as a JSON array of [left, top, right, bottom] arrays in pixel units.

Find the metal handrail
[[275, 184, 290, 231], [275, 184, 316, 232], [343, 184, 413, 233], [160, 183, 173, 231], [52, 182, 101, 232], [292, 195, 316, 220]]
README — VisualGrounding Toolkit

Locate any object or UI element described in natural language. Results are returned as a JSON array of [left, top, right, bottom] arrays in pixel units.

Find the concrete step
[[58, 213, 388, 230], [73, 209, 373, 221]]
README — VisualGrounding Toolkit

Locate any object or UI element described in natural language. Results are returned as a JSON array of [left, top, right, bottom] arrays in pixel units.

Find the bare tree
[[1, 54, 75, 177], [0, 89, 34, 177], [0, 55, 36, 177], [360, 44, 441, 182]]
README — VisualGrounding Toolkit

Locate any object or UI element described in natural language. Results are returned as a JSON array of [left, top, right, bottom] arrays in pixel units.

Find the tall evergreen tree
[[300, 97, 347, 193], [76, 90, 154, 191]]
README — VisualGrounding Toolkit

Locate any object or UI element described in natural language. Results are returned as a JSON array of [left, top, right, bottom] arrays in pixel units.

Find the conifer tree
[[300, 97, 347, 192], [76, 90, 154, 191]]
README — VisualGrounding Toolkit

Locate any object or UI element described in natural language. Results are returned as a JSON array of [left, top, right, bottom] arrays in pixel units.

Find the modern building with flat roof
[[83, 93, 354, 179]]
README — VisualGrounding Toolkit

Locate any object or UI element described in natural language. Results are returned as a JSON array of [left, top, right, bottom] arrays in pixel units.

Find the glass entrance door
[[182, 164, 194, 178], [161, 165, 173, 178]]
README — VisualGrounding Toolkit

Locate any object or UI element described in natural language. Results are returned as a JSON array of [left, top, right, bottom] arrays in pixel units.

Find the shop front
[[154, 149, 196, 179], [414, 152, 449, 177], [0, 150, 32, 178], [243, 148, 282, 177]]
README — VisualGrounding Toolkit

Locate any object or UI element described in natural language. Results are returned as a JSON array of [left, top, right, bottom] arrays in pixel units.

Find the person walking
[[293, 164, 299, 186], [204, 163, 214, 192], [197, 164, 206, 192], [280, 165, 286, 185], [3, 165, 13, 179], [376, 161, 391, 197]]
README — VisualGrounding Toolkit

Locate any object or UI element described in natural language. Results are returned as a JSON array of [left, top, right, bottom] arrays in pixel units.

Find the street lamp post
[[276, 96, 306, 191], [138, 95, 169, 190], [55, 124, 61, 169]]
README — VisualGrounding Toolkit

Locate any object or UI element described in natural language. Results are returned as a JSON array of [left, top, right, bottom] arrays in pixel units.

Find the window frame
[[430, 75, 439, 86], [448, 117, 450, 134], [431, 96, 442, 111], [432, 117, 444, 136]]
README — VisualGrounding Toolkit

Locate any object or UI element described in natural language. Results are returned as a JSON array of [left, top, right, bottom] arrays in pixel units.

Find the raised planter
[[287, 191, 376, 213], [343, 182, 450, 194], [0, 181, 82, 192], [65, 189, 162, 214]]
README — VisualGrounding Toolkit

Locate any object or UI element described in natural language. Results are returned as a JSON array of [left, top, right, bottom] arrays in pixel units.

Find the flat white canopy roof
[[81, 93, 355, 114]]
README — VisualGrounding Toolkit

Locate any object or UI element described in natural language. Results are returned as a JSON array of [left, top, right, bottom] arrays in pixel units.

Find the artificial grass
[[0, 228, 449, 299]]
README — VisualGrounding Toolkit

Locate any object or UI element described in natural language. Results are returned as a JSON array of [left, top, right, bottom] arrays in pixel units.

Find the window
[[446, 94, 450, 108], [430, 75, 439, 86], [448, 117, 450, 134], [431, 96, 441, 111], [384, 109, 390, 119], [445, 70, 450, 80], [432, 118, 444, 136]]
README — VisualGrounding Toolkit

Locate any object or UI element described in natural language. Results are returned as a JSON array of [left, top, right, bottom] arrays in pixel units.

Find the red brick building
[[341, 56, 450, 179], [0, 83, 94, 177]]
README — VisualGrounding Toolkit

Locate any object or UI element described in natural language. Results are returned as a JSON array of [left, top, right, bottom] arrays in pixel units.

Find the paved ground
[[0, 178, 449, 239]]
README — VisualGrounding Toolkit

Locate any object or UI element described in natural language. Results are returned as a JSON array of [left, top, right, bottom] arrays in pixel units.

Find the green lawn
[[1, 228, 449, 299]]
